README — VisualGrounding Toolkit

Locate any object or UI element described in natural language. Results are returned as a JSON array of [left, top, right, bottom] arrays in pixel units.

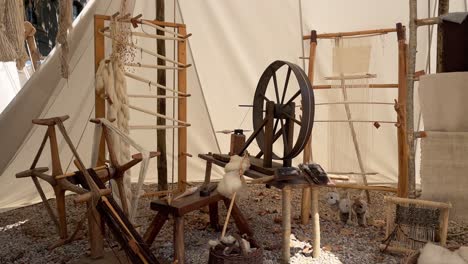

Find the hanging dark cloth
[[441, 12, 468, 72]]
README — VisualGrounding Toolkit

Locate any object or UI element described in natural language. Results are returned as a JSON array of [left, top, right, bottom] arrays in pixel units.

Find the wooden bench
[[144, 190, 252, 264]]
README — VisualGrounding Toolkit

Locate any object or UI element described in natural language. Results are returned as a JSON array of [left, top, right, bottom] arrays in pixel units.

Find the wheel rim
[[252, 60, 315, 160]]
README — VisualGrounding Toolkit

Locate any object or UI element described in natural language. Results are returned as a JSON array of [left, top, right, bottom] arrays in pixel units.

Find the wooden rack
[[93, 14, 189, 258]]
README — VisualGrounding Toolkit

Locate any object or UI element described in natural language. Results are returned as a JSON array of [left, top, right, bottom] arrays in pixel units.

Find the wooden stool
[[144, 191, 253, 264]]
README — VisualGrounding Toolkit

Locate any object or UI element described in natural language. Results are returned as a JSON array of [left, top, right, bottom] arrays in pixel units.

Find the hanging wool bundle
[[0, 0, 17, 62], [3, 0, 28, 68], [56, 0, 73, 78], [95, 59, 132, 214]]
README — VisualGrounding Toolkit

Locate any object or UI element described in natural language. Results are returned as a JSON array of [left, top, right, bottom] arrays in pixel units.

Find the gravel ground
[[0, 184, 467, 263]]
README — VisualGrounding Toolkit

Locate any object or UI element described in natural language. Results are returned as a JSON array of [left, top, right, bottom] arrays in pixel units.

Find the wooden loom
[[300, 24, 410, 225], [92, 14, 191, 259], [94, 14, 190, 193]]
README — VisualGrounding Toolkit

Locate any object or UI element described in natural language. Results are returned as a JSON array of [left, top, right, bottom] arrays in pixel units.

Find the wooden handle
[[221, 192, 237, 239]]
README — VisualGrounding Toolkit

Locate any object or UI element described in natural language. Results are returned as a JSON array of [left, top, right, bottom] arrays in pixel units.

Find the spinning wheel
[[240, 61, 315, 167]]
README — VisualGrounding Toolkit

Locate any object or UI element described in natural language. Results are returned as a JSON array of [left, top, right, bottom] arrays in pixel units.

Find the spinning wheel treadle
[[241, 60, 315, 167]]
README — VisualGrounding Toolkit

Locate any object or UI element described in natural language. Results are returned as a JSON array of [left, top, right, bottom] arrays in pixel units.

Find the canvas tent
[[0, 0, 467, 212]]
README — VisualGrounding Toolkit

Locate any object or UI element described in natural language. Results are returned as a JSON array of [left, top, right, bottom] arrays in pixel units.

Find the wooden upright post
[[177, 26, 188, 192], [301, 30, 317, 225], [396, 23, 409, 198], [91, 15, 105, 258], [156, 0, 168, 191]]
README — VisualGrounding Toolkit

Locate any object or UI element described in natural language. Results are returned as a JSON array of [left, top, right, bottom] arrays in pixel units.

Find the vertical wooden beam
[[156, 0, 168, 191], [437, 0, 450, 73], [48, 126, 67, 240], [91, 15, 105, 259], [439, 207, 450, 246], [281, 187, 292, 264], [311, 187, 320, 258], [94, 16, 106, 166], [407, 0, 417, 198], [396, 23, 409, 198], [177, 26, 188, 192], [301, 30, 317, 225]]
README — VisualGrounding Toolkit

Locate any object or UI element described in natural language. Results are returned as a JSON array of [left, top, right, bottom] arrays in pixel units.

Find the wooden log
[[282, 187, 291, 264], [303, 27, 397, 40], [178, 26, 188, 192], [311, 187, 320, 258]]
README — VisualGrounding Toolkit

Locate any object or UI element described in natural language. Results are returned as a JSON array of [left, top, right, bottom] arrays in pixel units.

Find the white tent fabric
[[1, 0, 467, 212]]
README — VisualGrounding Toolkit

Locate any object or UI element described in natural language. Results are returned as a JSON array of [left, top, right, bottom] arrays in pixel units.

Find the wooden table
[[199, 153, 321, 263]]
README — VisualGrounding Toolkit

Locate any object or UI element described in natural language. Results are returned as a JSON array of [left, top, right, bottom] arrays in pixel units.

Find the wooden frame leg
[[301, 187, 311, 225], [174, 216, 185, 264], [222, 198, 253, 236], [312, 187, 321, 258], [282, 187, 291, 264], [143, 210, 169, 245], [88, 206, 104, 259], [55, 188, 67, 239], [208, 202, 221, 231]]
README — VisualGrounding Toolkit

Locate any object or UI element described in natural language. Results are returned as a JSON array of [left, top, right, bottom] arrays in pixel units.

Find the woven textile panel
[[421, 131, 468, 220]]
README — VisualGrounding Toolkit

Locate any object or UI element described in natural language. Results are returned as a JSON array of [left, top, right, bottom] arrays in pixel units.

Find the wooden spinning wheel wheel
[[240, 60, 315, 167]]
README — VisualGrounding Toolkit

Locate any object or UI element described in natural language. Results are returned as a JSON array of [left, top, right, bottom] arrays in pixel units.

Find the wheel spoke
[[273, 71, 280, 103], [281, 67, 292, 104], [284, 112, 302, 126], [284, 90, 301, 106]]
